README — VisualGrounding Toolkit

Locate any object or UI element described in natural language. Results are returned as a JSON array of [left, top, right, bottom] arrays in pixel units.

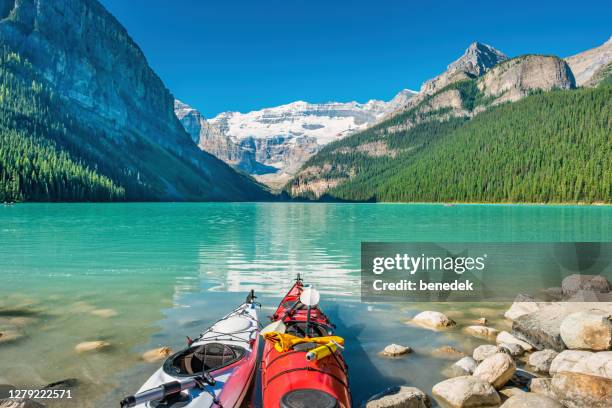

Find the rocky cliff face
[[479, 55, 575, 103], [565, 37, 612, 86], [0, 0, 269, 200], [175, 95, 415, 188]]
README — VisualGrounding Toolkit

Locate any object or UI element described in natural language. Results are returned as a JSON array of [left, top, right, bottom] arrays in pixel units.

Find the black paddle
[[120, 371, 215, 407]]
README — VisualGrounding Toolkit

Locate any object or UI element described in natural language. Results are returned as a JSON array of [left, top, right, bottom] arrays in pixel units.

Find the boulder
[[473, 353, 516, 389], [363, 386, 431, 408], [74, 340, 111, 353], [431, 346, 465, 360], [432, 376, 501, 408], [559, 309, 612, 351], [570, 351, 612, 378], [511, 305, 570, 351], [412, 311, 456, 330], [464, 326, 499, 339], [142, 347, 172, 362], [473, 345, 500, 362], [499, 343, 524, 357], [496, 331, 534, 351], [530, 377, 556, 399], [549, 350, 593, 375], [499, 393, 562, 407], [561, 274, 610, 297], [528, 349, 558, 374], [551, 371, 612, 408], [504, 294, 547, 321]]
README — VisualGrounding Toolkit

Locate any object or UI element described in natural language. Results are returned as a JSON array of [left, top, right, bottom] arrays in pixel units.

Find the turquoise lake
[[1, 203, 611, 407]]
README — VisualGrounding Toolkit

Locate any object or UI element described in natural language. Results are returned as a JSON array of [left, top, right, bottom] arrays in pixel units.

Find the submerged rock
[[75, 340, 111, 353], [464, 326, 499, 339], [499, 393, 562, 407], [432, 376, 500, 408], [0, 330, 22, 344], [90, 308, 118, 318], [142, 347, 172, 362], [364, 386, 431, 408], [551, 371, 612, 408], [559, 309, 612, 351], [473, 353, 516, 389], [528, 349, 558, 374], [412, 311, 456, 330], [431, 346, 466, 360]]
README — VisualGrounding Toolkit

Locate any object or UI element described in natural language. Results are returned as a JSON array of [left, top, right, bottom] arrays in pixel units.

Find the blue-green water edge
[[1, 203, 610, 407]]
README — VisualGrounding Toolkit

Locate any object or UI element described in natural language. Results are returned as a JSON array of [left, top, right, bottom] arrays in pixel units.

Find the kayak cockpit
[[163, 343, 246, 376]]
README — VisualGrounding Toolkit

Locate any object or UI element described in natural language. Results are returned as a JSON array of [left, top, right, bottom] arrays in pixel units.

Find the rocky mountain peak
[[449, 42, 509, 76], [418, 41, 507, 98]]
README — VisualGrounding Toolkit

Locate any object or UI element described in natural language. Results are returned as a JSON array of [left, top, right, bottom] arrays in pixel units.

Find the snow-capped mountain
[[175, 92, 416, 188]]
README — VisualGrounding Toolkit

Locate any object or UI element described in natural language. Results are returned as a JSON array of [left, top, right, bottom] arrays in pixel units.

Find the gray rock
[[569, 351, 612, 378], [511, 305, 569, 351], [565, 36, 612, 86], [451, 357, 479, 376], [364, 386, 431, 408], [432, 376, 501, 408], [561, 274, 610, 297], [499, 343, 524, 357], [504, 294, 547, 321], [499, 393, 562, 407], [473, 353, 516, 389], [473, 345, 501, 362], [528, 350, 558, 374], [559, 310, 612, 351], [551, 371, 612, 408]]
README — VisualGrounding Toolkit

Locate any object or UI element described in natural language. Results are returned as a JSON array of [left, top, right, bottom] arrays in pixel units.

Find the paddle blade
[[260, 320, 286, 335], [300, 287, 320, 307]]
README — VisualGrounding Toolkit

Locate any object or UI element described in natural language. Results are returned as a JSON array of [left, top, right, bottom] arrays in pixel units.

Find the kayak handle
[[120, 372, 215, 408]]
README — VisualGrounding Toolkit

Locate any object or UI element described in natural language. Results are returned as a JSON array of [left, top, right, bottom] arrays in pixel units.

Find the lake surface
[[1, 203, 610, 407]]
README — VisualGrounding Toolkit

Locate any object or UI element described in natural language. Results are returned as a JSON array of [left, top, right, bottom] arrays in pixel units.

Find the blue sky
[[100, 0, 611, 117]]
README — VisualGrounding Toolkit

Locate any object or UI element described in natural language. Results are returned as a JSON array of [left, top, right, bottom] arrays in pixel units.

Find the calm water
[[1, 203, 610, 407]]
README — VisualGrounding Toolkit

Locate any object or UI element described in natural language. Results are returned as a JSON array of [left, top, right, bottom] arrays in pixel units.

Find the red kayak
[[261, 275, 351, 408]]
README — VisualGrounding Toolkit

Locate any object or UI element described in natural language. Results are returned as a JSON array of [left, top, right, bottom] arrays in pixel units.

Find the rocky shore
[[366, 273, 612, 408]]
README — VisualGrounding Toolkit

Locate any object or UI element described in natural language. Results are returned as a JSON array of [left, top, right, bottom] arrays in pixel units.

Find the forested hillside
[[0, 50, 125, 202], [321, 85, 612, 203]]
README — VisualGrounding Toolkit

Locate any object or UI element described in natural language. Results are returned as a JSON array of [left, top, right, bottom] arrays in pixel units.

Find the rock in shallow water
[[559, 309, 612, 351], [432, 376, 500, 408], [499, 393, 562, 407], [473, 353, 516, 389], [0, 330, 22, 344], [411, 311, 456, 330], [363, 386, 431, 408], [75, 340, 111, 353], [464, 326, 499, 339], [431, 346, 465, 359], [445, 357, 479, 377], [142, 347, 172, 362]]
